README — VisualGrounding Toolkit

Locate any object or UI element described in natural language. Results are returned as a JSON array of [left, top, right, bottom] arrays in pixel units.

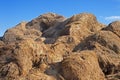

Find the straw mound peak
[[0, 13, 120, 80]]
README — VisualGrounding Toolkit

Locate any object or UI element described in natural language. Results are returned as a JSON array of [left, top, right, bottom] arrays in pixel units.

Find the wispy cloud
[[99, 16, 120, 24], [105, 16, 120, 21]]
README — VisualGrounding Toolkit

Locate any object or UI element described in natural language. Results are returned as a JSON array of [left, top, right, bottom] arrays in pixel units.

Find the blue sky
[[0, 0, 120, 36]]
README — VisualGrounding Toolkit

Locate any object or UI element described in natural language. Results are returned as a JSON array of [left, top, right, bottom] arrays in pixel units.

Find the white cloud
[[105, 16, 120, 21]]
